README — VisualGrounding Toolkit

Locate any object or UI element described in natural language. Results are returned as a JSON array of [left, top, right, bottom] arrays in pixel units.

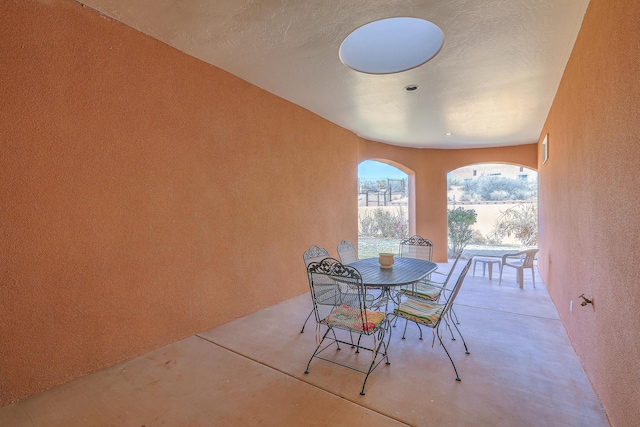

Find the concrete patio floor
[[0, 259, 609, 426]]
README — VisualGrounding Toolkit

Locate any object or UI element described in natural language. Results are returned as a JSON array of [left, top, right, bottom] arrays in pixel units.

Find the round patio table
[[347, 257, 437, 309]]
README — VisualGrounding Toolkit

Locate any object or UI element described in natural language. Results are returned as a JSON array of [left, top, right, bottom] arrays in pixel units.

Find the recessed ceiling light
[[339, 17, 444, 74], [404, 85, 419, 92], [445, 132, 452, 136]]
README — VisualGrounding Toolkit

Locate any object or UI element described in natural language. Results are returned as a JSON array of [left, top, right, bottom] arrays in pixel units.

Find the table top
[[473, 256, 502, 262], [347, 257, 437, 288]]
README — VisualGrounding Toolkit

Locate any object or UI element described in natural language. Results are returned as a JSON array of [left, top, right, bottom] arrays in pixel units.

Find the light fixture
[[404, 84, 419, 92], [339, 17, 444, 74], [445, 132, 452, 136]]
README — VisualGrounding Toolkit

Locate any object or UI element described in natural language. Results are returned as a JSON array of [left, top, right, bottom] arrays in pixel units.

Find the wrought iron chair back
[[401, 251, 463, 303], [433, 252, 464, 291], [399, 235, 434, 261], [300, 245, 331, 333], [307, 258, 367, 325], [440, 258, 472, 321], [337, 240, 358, 264], [303, 245, 330, 266]]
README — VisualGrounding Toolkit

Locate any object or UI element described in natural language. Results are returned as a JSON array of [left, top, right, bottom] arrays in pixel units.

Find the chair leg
[[436, 328, 461, 381], [384, 323, 392, 366], [360, 324, 392, 395], [445, 316, 456, 341], [304, 328, 332, 374], [300, 308, 314, 333], [517, 269, 524, 289], [450, 306, 460, 325], [531, 268, 536, 287], [332, 328, 342, 350], [450, 318, 470, 354], [401, 318, 423, 340], [498, 266, 503, 285], [354, 333, 363, 353]]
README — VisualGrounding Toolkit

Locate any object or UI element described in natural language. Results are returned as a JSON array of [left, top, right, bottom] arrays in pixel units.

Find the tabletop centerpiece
[[378, 253, 395, 269]]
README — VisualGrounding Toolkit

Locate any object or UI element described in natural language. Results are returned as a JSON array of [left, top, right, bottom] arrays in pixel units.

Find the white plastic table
[[472, 256, 501, 280]]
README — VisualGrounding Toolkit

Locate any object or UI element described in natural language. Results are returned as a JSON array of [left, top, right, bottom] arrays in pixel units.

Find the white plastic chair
[[499, 249, 539, 289]]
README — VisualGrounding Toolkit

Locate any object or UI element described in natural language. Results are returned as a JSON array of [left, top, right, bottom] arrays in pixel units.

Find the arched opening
[[447, 163, 538, 257], [357, 159, 412, 258]]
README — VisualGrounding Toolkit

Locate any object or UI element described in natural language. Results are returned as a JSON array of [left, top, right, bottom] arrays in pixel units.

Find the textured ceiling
[[78, 0, 590, 149]]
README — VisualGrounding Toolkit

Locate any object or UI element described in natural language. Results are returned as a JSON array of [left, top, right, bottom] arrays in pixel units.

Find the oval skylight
[[339, 17, 444, 74]]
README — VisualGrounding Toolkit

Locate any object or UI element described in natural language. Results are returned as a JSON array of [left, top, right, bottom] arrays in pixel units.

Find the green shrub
[[448, 207, 477, 256]]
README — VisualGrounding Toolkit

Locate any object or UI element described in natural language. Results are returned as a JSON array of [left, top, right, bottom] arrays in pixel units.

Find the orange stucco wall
[[0, 0, 585, 412], [537, 0, 640, 425], [358, 140, 537, 261], [0, 0, 360, 405]]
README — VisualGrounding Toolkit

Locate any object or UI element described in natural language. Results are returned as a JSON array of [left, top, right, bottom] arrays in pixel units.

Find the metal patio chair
[[392, 258, 472, 381], [304, 258, 391, 395], [400, 252, 463, 303], [391, 235, 436, 329], [301, 245, 375, 333], [337, 240, 358, 264], [399, 235, 434, 261], [397, 252, 465, 339], [300, 245, 331, 333], [399, 234, 435, 288], [425, 250, 466, 324]]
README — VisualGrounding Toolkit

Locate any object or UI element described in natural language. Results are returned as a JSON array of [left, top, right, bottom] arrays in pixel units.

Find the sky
[[358, 160, 407, 180]]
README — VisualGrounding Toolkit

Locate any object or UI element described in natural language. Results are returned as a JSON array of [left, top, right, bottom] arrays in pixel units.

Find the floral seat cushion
[[324, 305, 386, 332]]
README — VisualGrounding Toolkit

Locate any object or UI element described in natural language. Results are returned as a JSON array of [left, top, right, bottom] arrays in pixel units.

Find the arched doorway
[[357, 160, 411, 258], [448, 163, 538, 257]]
